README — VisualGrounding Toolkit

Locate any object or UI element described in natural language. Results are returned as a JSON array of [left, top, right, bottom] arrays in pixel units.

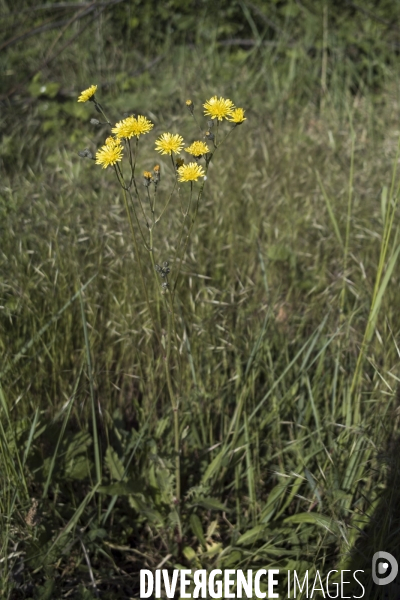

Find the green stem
[[148, 223, 181, 504], [118, 175, 160, 345]]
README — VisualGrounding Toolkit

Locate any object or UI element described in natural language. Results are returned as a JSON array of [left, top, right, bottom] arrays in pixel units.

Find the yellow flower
[[95, 140, 123, 169], [143, 171, 152, 179], [77, 85, 97, 102], [227, 108, 246, 124], [177, 162, 205, 182], [185, 141, 209, 157], [203, 95, 235, 121], [155, 133, 184, 155], [112, 115, 153, 139], [105, 136, 119, 147]]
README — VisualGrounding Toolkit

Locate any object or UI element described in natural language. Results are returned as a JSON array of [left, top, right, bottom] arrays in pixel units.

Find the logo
[[372, 552, 398, 586]]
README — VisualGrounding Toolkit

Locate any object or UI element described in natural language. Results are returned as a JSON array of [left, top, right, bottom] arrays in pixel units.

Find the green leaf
[[105, 446, 125, 481], [236, 524, 265, 546], [284, 512, 339, 534], [65, 454, 91, 480], [65, 431, 92, 461], [201, 448, 226, 484], [183, 546, 197, 562], [190, 513, 206, 546], [191, 497, 227, 511], [222, 549, 242, 567]]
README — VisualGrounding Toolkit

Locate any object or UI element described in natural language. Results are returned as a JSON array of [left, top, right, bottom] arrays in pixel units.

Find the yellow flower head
[[155, 133, 184, 155], [112, 115, 154, 139], [105, 136, 119, 147], [185, 141, 209, 157], [203, 96, 235, 121], [186, 99, 194, 114], [95, 139, 123, 169], [227, 108, 247, 124], [143, 171, 152, 180], [78, 85, 97, 103], [177, 162, 205, 182]]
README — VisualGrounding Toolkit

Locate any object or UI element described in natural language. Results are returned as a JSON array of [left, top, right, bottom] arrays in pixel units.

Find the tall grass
[[1, 15, 400, 598]]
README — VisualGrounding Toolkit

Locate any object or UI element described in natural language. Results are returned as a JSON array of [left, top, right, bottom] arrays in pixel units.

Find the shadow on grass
[[347, 433, 400, 600]]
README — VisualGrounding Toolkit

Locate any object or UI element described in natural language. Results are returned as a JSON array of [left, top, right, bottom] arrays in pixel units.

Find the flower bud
[[186, 99, 194, 114], [143, 171, 152, 187], [153, 164, 161, 183], [78, 148, 93, 159]]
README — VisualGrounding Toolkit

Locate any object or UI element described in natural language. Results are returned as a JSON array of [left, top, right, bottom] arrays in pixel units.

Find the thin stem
[[172, 180, 205, 302], [115, 166, 150, 251], [117, 169, 160, 346], [155, 181, 177, 224], [339, 125, 355, 320]]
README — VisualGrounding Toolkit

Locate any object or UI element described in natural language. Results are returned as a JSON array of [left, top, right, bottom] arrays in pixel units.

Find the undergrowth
[[1, 3, 400, 599]]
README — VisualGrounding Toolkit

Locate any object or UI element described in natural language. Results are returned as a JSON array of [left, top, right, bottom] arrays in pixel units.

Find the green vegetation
[[2, 1, 400, 598]]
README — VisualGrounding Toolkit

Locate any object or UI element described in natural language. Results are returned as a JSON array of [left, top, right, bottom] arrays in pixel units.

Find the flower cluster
[[202, 95, 246, 124], [112, 115, 154, 140], [77, 87, 246, 176]]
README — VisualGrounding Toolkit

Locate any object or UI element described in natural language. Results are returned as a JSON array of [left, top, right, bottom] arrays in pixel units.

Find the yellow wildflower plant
[[177, 162, 205, 182], [155, 133, 184, 155], [185, 141, 209, 157], [77, 85, 97, 103], [112, 115, 154, 140], [203, 95, 235, 121], [227, 108, 247, 124], [95, 139, 123, 169], [76, 85, 246, 509]]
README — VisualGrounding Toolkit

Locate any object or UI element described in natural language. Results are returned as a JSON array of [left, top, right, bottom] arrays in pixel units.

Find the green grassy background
[[2, 1, 400, 598]]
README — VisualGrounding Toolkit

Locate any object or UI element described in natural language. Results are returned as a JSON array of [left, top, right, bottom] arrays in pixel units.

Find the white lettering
[[140, 570, 153, 598], [209, 569, 222, 598], [268, 569, 279, 599], [237, 570, 253, 598], [254, 569, 267, 599], [193, 570, 207, 598]]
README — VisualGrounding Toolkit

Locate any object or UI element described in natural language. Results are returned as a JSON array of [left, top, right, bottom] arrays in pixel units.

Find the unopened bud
[[78, 148, 93, 159], [153, 164, 161, 183], [186, 99, 194, 114], [143, 171, 152, 187]]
